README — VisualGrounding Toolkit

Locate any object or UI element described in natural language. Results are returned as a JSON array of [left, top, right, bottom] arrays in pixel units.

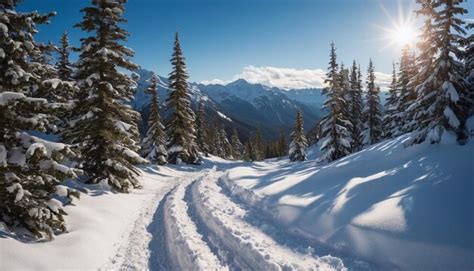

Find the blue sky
[[18, 0, 471, 88]]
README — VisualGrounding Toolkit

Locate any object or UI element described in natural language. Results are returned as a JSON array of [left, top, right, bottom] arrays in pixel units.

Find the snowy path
[[162, 170, 228, 270], [99, 164, 345, 271], [188, 167, 345, 271], [1, 161, 346, 270], [100, 174, 179, 270]]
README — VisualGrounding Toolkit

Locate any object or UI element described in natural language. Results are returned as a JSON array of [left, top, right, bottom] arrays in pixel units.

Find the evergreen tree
[[141, 73, 167, 165], [410, 0, 437, 136], [32, 40, 76, 128], [363, 59, 383, 145], [165, 33, 200, 164], [339, 63, 353, 147], [63, 0, 145, 192], [31, 42, 70, 102], [208, 118, 223, 157], [398, 45, 417, 133], [410, 0, 470, 144], [0, 1, 80, 239], [253, 129, 265, 161], [230, 128, 243, 159], [277, 131, 288, 157], [218, 126, 231, 159], [243, 141, 255, 162], [196, 101, 210, 156], [349, 61, 364, 150], [319, 42, 352, 162], [463, 22, 473, 112], [56, 32, 73, 81], [383, 63, 400, 138], [289, 110, 308, 161]]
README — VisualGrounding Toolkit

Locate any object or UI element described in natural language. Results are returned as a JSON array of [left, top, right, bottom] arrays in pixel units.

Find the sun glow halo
[[375, 1, 420, 51], [389, 23, 418, 47]]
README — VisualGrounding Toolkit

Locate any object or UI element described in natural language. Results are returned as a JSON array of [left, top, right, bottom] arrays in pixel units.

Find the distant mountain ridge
[[132, 68, 326, 141]]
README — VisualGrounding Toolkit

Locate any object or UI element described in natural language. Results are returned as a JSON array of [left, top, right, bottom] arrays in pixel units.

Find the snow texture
[[224, 134, 474, 270]]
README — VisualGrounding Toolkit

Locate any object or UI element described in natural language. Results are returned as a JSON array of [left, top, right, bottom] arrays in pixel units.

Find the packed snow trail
[[100, 175, 178, 270], [189, 167, 346, 271], [218, 175, 375, 271], [163, 170, 229, 270]]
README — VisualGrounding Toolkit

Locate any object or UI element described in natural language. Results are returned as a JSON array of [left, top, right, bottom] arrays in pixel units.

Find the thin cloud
[[200, 78, 230, 85], [201, 65, 391, 91], [374, 71, 392, 91]]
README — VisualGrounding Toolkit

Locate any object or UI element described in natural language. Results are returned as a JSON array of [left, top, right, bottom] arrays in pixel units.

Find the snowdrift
[[0, 166, 181, 270], [223, 134, 474, 270]]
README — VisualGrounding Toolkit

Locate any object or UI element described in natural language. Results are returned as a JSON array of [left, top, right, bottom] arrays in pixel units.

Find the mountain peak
[[228, 78, 250, 86]]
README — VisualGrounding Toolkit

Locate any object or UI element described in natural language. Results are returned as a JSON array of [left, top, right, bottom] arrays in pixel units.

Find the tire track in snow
[[190, 168, 345, 271], [219, 176, 376, 271], [185, 174, 251, 271], [163, 172, 228, 270]]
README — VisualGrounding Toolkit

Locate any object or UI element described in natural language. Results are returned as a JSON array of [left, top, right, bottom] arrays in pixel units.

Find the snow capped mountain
[[132, 68, 324, 140], [132, 69, 207, 111]]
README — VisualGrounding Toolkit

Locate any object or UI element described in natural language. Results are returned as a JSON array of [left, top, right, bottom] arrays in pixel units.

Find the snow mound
[[224, 134, 474, 270]]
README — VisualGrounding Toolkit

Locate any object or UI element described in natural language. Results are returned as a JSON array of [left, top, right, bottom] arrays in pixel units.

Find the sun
[[374, 1, 420, 51], [389, 23, 418, 47]]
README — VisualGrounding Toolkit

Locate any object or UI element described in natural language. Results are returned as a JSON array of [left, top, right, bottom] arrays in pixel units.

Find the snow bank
[[224, 134, 474, 270], [0, 167, 179, 270], [192, 168, 345, 271]]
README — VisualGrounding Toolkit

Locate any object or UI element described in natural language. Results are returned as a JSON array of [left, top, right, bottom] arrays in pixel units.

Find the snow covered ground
[[1, 134, 472, 270], [0, 158, 346, 270], [223, 134, 474, 270], [0, 165, 180, 270]]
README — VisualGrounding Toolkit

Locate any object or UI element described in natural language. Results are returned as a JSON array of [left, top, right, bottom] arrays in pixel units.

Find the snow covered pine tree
[[56, 32, 74, 82], [383, 63, 400, 139], [410, 0, 470, 144], [397, 45, 417, 133], [465, 22, 473, 102], [165, 33, 200, 164], [0, 0, 80, 239], [252, 129, 265, 161], [218, 126, 232, 159], [465, 22, 473, 105], [349, 61, 364, 151], [230, 128, 243, 160], [196, 100, 210, 156], [289, 109, 308, 161], [363, 59, 383, 145], [63, 0, 146, 192], [141, 73, 168, 165], [319, 42, 352, 162]]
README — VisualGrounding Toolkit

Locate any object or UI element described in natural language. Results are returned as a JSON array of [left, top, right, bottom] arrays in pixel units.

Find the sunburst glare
[[374, 0, 420, 51]]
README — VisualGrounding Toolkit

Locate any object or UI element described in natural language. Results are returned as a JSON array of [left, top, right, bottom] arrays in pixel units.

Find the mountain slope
[[222, 133, 474, 270], [197, 80, 323, 137], [132, 69, 324, 140]]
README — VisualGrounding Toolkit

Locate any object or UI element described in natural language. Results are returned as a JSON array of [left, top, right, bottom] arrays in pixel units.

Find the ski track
[[163, 170, 229, 270], [218, 177, 375, 271], [100, 178, 177, 271], [190, 167, 346, 271], [185, 173, 254, 271]]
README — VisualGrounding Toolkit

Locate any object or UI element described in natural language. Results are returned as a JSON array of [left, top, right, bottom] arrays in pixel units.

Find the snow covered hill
[[223, 134, 474, 270]]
